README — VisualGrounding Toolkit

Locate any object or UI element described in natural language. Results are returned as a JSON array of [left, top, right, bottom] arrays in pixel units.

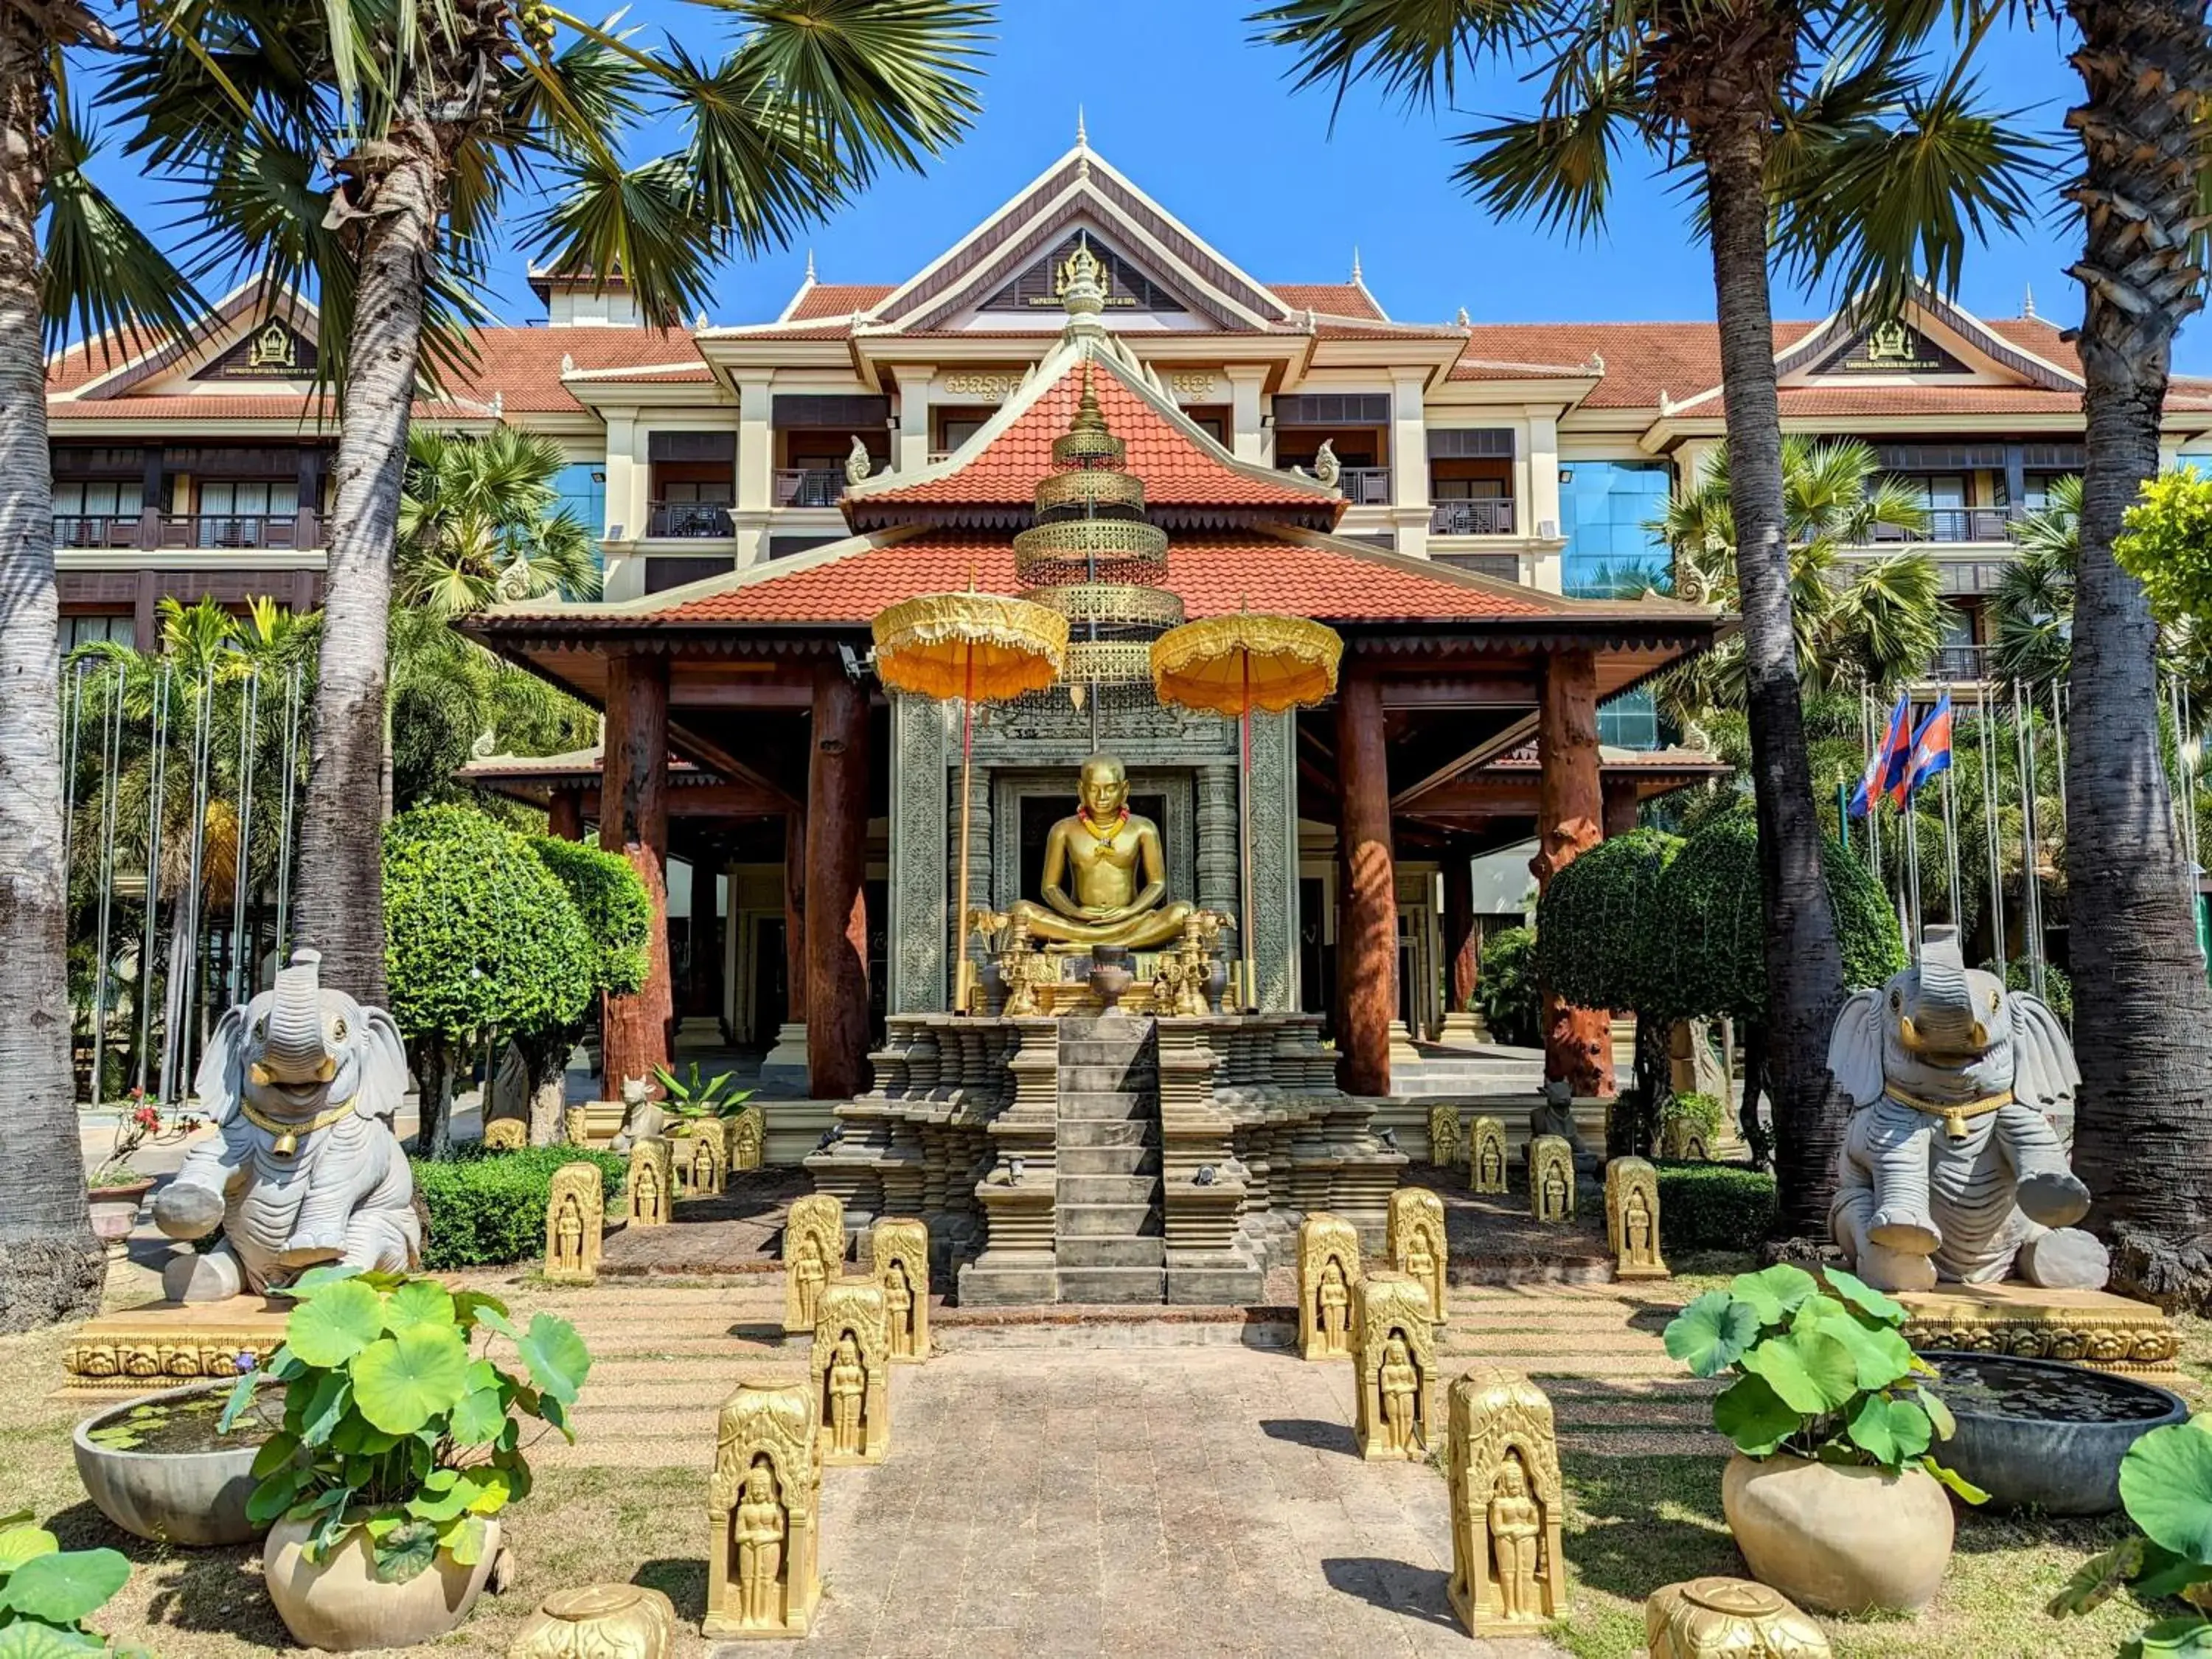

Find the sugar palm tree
[[398, 425, 599, 618], [0, 13, 209, 1328], [1253, 0, 2038, 1237], [1989, 478, 2080, 689], [119, 0, 991, 1006]]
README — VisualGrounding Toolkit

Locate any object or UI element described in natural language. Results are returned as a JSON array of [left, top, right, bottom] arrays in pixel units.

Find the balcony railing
[[647, 501, 735, 539], [1429, 498, 1517, 537], [773, 467, 844, 509], [1871, 506, 2021, 546], [1332, 465, 1391, 505], [1926, 643, 1992, 682], [54, 510, 325, 552], [1432, 552, 1523, 582]]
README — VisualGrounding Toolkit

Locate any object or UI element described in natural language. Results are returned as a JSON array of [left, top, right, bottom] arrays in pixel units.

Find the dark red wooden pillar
[[1602, 778, 1640, 839], [1442, 847, 1478, 1014], [1533, 648, 1610, 1096], [805, 665, 871, 1099], [599, 650, 672, 1094], [1335, 665, 1394, 1096], [782, 809, 807, 1024], [546, 787, 584, 843]]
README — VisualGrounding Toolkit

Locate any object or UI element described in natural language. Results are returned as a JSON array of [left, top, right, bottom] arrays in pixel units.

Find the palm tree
[[0, 11, 209, 1328], [1989, 479, 2079, 689], [119, 0, 992, 1006], [1656, 437, 1942, 715], [1252, 0, 2038, 1239], [398, 425, 599, 619]]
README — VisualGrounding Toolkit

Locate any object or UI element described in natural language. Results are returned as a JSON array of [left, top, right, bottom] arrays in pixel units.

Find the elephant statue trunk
[[252, 957, 338, 1092], [1897, 942, 1987, 1063]]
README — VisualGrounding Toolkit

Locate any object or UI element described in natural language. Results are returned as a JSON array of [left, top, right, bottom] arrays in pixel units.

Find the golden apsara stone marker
[[1298, 1212, 1361, 1361], [704, 1375, 821, 1639], [1428, 1105, 1461, 1169], [678, 1124, 727, 1197], [507, 1582, 678, 1659], [1528, 1135, 1575, 1222], [1468, 1116, 1509, 1195], [783, 1194, 844, 1334], [810, 1278, 891, 1465], [1353, 1270, 1436, 1461], [543, 1161, 605, 1283], [482, 1116, 527, 1152], [872, 1217, 931, 1362], [1447, 1366, 1566, 1636], [626, 1137, 672, 1228], [1005, 755, 1193, 949], [1605, 1155, 1669, 1279], [1645, 1576, 1832, 1657], [727, 1104, 766, 1172], [1388, 1186, 1448, 1322]]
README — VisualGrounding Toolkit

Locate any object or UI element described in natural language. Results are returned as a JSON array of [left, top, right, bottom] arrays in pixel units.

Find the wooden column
[[546, 787, 584, 843], [782, 809, 807, 1023], [1442, 849, 1478, 1014], [806, 664, 872, 1099], [1533, 648, 1610, 1096], [1335, 665, 1394, 1096], [600, 650, 672, 1093], [1601, 778, 1640, 839]]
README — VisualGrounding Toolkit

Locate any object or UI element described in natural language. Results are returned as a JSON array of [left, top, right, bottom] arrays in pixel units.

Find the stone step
[[1054, 1119, 1155, 1149], [1054, 1265, 1167, 1304], [1056, 1091, 1157, 1121], [1054, 1235, 1166, 1268], [1057, 1062, 1158, 1093], [1056, 1042, 1157, 1067], [1054, 1144, 1159, 1177], [1057, 1173, 1160, 1206], [1054, 1201, 1164, 1239]]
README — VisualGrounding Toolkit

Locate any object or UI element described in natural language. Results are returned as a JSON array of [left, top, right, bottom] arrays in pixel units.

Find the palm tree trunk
[[1700, 120, 1851, 1239], [295, 125, 442, 1008], [0, 20, 104, 1327], [2060, 0, 2212, 1310]]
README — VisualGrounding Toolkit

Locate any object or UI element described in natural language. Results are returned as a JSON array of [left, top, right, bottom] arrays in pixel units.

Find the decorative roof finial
[[1351, 246, 1363, 284], [804, 248, 817, 282], [2023, 282, 2037, 319], [1060, 232, 1107, 334], [1076, 105, 1088, 148], [1456, 305, 1470, 327]]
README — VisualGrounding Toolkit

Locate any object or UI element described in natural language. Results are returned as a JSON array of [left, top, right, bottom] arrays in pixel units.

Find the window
[[60, 614, 133, 653], [1559, 460, 1672, 602], [195, 481, 298, 547], [936, 416, 987, 454], [52, 481, 144, 548]]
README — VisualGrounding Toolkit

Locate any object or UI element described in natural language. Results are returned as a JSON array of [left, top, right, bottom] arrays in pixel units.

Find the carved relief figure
[[482, 1116, 527, 1152], [728, 1105, 765, 1172], [1604, 1156, 1669, 1279], [809, 1278, 890, 1464], [1389, 1187, 1450, 1322], [883, 1264, 914, 1359], [627, 1138, 672, 1227], [1529, 1136, 1575, 1224], [1380, 1333, 1421, 1455], [1003, 756, 1194, 949], [1429, 1105, 1461, 1169], [544, 1161, 605, 1282], [1448, 1368, 1566, 1635], [871, 1217, 930, 1363], [1468, 1116, 1509, 1197], [827, 1334, 866, 1456], [150, 949, 420, 1300], [1827, 923, 2102, 1292], [705, 1378, 819, 1638], [682, 1128, 726, 1197], [1352, 1272, 1436, 1461], [782, 1194, 845, 1333], [1298, 1213, 1362, 1362]]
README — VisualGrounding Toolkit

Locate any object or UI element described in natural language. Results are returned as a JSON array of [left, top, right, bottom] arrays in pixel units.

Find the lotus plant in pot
[[224, 1267, 591, 1652], [1663, 1262, 1986, 1615], [2048, 1412, 2212, 1652]]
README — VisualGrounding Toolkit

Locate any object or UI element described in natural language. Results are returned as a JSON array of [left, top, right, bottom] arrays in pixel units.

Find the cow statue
[[1826, 924, 2104, 1293], [153, 949, 422, 1301]]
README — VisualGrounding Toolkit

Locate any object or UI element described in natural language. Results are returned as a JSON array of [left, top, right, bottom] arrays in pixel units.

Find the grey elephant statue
[[153, 949, 422, 1301], [1827, 924, 2105, 1293]]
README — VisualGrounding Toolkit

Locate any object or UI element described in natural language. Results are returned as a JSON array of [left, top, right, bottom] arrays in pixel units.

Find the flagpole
[[1941, 746, 1963, 928], [1904, 785, 1924, 955], [2014, 682, 2045, 999], [1864, 692, 1882, 875], [1978, 682, 2005, 964]]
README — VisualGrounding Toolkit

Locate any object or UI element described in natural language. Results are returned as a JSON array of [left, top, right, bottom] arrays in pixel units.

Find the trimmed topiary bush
[[386, 804, 597, 1158], [1655, 1161, 1778, 1249], [411, 1146, 627, 1270], [529, 836, 650, 998], [1475, 925, 1540, 1048]]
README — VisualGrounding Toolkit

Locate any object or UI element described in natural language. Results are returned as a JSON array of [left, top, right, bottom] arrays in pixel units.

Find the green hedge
[[411, 1145, 627, 1269], [1653, 1160, 1777, 1250], [1475, 925, 1542, 1048]]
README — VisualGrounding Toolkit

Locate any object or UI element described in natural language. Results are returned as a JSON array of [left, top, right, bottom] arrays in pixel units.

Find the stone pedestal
[[1388, 1187, 1448, 1322], [871, 1218, 930, 1363], [1447, 1367, 1565, 1637], [60, 1297, 291, 1390], [1298, 1213, 1360, 1362], [1439, 1009, 1490, 1046], [783, 1194, 844, 1334], [1898, 1283, 2179, 1377], [1604, 1157, 1669, 1281], [811, 1279, 891, 1465], [544, 1162, 605, 1284], [1352, 1270, 1437, 1461], [704, 1374, 821, 1639], [757, 1023, 810, 1098]]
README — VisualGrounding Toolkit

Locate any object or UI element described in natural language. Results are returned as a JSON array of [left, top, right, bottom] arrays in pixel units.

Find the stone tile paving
[[709, 1347, 1568, 1659], [599, 1168, 813, 1276]]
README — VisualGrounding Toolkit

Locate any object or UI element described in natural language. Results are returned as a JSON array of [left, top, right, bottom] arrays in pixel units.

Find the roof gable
[[1774, 290, 2081, 393]]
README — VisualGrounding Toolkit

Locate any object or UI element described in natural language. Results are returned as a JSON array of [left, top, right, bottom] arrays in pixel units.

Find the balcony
[[1429, 499, 1517, 537], [1925, 643, 1992, 682], [1870, 506, 2021, 546], [1432, 552, 1523, 582], [646, 501, 734, 539], [54, 511, 324, 552], [773, 468, 844, 509], [1334, 466, 1391, 505]]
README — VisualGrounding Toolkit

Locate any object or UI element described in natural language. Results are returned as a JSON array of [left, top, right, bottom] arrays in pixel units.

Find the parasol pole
[[954, 641, 976, 1015], [1239, 650, 1255, 1012]]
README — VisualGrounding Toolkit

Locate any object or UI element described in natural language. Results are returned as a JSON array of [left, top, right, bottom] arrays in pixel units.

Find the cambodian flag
[[1851, 694, 1912, 818], [1893, 692, 1955, 804]]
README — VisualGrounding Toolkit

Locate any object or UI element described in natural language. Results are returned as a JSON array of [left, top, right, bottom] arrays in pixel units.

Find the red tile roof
[[1271, 282, 1384, 320], [1453, 321, 1819, 406], [49, 395, 345, 422], [852, 355, 1336, 512], [786, 282, 896, 321], [439, 327, 703, 411], [649, 530, 1556, 625], [1773, 386, 2091, 417]]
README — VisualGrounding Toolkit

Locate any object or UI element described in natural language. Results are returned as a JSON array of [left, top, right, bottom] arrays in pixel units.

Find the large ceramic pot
[[87, 1180, 153, 1248], [1921, 1349, 2188, 1515], [262, 1514, 501, 1652], [1722, 1452, 1954, 1615], [73, 1381, 263, 1547]]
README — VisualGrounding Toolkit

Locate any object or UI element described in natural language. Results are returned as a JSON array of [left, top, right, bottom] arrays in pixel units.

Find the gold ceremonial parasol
[[872, 591, 1068, 1013], [1151, 611, 1343, 1008]]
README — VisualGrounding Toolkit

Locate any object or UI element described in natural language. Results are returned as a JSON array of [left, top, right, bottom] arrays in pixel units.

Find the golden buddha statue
[[1007, 754, 1194, 950]]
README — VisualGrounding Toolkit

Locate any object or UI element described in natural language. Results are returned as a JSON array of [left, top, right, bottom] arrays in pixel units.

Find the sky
[[80, 0, 2212, 374]]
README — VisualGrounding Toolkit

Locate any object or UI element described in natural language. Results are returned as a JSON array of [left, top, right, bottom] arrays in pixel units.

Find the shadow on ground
[[1321, 1556, 1461, 1629], [1258, 1417, 1358, 1456]]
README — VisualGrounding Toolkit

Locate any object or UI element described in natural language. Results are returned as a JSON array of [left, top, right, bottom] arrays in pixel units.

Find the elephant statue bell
[[153, 949, 422, 1301], [1827, 925, 2106, 1293]]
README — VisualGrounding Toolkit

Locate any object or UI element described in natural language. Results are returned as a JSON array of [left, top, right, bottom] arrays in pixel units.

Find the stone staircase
[[1052, 1016, 1166, 1304]]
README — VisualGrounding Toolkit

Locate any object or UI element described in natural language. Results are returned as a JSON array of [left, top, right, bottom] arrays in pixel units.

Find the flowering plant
[[89, 1092, 202, 1189]]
